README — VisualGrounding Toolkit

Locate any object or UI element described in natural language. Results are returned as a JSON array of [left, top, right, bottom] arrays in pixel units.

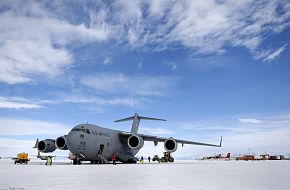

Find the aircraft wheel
[[126, 159, 137, 164], [73, 159, 77, 165]]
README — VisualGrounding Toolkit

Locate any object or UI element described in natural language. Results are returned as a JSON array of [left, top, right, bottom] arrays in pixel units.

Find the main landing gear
[[73, 157, 82, 165]]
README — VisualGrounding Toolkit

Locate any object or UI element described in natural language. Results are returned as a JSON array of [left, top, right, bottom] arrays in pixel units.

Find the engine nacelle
[[128, 135, 144, 149], [164, 138, 178, 152], [37, 139, 56, 153], [55, 135, 68, 150]]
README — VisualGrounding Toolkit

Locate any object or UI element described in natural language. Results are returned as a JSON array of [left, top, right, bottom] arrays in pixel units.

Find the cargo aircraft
[[34, 113, 222, 164]]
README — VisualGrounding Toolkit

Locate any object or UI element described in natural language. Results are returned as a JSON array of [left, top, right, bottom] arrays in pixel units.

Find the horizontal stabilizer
[[114, 116, 166, 122], [114, 113, 166, 134]]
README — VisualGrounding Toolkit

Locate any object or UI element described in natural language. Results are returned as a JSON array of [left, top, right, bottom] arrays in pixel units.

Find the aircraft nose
[[66, 131, 79, 155]]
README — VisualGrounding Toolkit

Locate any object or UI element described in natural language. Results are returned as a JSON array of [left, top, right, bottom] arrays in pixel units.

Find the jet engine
[[128, 135, 144, 149], [55, 135, 68, 150], [37, 139, 56, 153], [164, 138, 178, 152]]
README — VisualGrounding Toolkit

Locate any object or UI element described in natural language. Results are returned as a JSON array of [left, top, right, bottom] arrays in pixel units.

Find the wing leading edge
[[140, 134, 222, 147], [119, 132, 222, 147]]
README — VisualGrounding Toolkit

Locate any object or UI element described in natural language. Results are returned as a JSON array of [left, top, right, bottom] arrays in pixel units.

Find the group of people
[[111, 153, 152, 165], [45, 156, 53, 166], [44, 153, 153, 166], [139, 156, 151, 163]]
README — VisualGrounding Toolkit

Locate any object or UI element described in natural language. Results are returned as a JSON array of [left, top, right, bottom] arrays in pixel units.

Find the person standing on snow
[[46, 156, 52, 166], [112, 153, 117, 165]]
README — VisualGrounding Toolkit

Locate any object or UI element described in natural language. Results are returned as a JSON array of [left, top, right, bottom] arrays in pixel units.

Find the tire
[[125, 159, 137, 164]]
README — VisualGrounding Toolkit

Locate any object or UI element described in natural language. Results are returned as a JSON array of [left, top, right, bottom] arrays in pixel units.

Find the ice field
[[0, 159, 289, 190]]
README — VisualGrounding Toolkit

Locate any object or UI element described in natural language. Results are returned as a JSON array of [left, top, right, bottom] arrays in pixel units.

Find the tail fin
[[114, 113, 166, 134]]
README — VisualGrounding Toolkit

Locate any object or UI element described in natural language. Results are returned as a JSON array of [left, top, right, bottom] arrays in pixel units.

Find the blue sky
[[0, 0, 290, 159]]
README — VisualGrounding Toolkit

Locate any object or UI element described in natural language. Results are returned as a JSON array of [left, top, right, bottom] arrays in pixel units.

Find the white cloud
[[0, 138, 70, 157], [113, 0, 142, 22], [0, 96, 42, 109], [112, 0, 290, 58], [0, 118, 70, 136], [157, 113, 290, 158], [103, 57, 113, 65], [224, 127, 290, 155], [0, 138, 36, 156], [238, 118, 264, 124], [147, 0, 171, 18], [81, 72, 176, 96], [0, 1, 110, 84], [163, 60, 177, 70], [1, 0, 288, 85], [60, 94, 141, 108], [263, 45, 287, 62]]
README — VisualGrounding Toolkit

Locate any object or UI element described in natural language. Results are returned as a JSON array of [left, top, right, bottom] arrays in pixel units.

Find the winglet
[[33, 138, 39, 148], [219, 136, 223, 147]]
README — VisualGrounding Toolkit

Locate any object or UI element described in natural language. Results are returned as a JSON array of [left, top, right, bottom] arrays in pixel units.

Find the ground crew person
[[112, 153, 116, 165], [46, 156, 52, 166], [140, 156, 144, 163], [148, 156, 151, 163]]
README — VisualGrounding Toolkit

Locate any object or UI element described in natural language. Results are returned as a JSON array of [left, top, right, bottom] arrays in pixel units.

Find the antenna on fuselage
[[114, 113, 166, 134]]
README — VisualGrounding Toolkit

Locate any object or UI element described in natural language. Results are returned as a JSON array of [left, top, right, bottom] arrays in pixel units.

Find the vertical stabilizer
[[114, 113, 166, 134]]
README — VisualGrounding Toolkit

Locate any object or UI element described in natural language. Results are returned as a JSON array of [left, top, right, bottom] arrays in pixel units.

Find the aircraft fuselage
[[67, 124, 138, 163]]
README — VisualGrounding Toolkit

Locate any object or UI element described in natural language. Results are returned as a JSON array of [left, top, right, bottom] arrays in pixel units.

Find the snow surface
[[0, 159, 289, 190]]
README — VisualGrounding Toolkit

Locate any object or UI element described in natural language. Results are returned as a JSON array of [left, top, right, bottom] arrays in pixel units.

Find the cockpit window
[[72, 127, 90, 134]]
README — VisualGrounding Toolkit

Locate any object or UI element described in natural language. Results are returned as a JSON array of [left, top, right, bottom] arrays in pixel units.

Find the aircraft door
[[98, 144, 104, 155]]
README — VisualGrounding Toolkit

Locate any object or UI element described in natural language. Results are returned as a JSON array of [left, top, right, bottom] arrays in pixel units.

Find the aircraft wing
[[120, 132, 222, 147], [141, 134, 222, 147]]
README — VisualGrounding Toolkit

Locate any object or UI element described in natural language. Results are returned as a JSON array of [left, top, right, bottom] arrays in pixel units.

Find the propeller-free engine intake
[[128, 135, 144, 149], [164, 138, 178, 152], [37, 139, 56, 153], [55, 135, 68, 150]]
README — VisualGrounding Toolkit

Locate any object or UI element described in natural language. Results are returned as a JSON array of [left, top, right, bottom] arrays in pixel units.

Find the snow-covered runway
[[0, 160, 289, 190]]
